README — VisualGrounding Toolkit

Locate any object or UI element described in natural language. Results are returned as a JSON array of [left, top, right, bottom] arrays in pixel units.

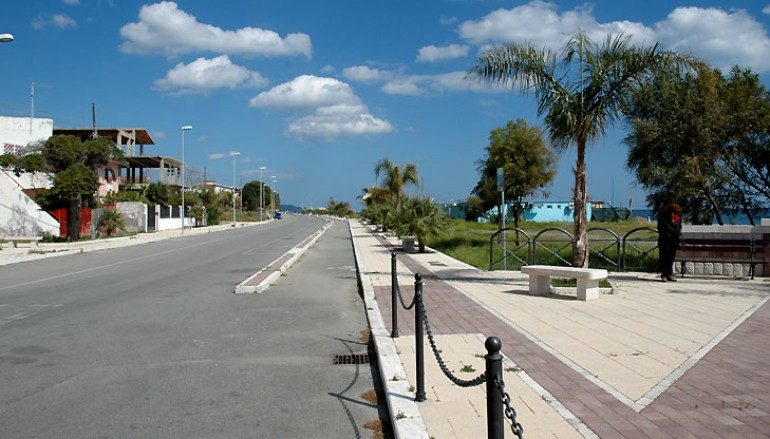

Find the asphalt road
[[0, 216, 386, 438]]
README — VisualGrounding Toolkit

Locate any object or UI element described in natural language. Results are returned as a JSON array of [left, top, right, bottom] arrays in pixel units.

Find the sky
[[2, 0, 770, 209]]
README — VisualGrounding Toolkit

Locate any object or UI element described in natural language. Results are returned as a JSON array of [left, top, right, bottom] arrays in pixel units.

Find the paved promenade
[[351, 220, 770, 438]]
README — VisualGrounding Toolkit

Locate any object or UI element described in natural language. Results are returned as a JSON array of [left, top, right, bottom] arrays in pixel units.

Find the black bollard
[[391, 252, 399, 338], [485, 336, 504, 439], [414, 273, 426, 402]]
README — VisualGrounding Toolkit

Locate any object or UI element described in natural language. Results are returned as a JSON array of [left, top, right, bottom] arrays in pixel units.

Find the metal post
[[485, 336, 504, 439], [414, 273, 426, 402], [391, 252, 399, 338]]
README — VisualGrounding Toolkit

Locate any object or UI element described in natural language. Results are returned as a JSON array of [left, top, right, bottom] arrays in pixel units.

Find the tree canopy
[[473, 119, 556, 229], [625, 66, 770, 224], [469, 32, 698, 266]]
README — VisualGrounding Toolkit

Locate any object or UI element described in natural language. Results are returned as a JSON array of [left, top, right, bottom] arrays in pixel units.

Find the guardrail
[[490, 226, 659, 271]]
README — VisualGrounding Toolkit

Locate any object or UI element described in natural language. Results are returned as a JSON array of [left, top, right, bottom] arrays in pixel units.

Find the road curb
[[234, 221, 333, 294], [348, 220, 429, 439], [0, 221, 268, 267]]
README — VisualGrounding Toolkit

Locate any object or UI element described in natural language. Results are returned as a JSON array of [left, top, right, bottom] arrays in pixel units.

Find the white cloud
[[655, 7, 770, 71], [63, 0, 79, 5], [208, 153, 227, 160], [416, 44, 469, 62], [382, 71, 504, 96], [382, 79, 425, 96], [31, 17, 46, 30], [764, 5, 770, 14], [342, 65, 392, 83], [120, 1, 312, 58], [440, 15, 458, 26], [321, 64, 336, 74], [249, 75, 393, 139], [459, 1, 655, 49], [154, 55, 268, 94], [457, 1, 770, 72], [52, 14, 77, 29], [152, 130, 167, 139], [249, 75, 358, 109]]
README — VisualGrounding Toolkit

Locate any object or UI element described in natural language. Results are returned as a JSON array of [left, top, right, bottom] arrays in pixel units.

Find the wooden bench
[[521, 265, 608, 301], [676, 238, 766, 280], [1, 236, 42, 248]]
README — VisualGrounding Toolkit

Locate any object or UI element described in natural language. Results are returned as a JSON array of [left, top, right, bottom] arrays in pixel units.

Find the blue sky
[[2, 1, 770, 209]]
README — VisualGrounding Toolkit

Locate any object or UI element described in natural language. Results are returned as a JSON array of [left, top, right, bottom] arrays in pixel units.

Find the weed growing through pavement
[[396, 411, 407, 420], [474, 353, 484, 358], [361, 389, 378, 404], [391, 375, 400, 381], [408, 385, 415, 393], [460, 364, 476, 373], [505, 366, 522, 373]]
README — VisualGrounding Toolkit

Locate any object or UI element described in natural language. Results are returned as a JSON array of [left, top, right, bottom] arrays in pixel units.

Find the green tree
[[326, 198, 355, 217], [39, 135, 122, 240], [626, 66, 770, 225], [625, 68, 730, 224], [374, 158, 418, 210], [145, 182, 172, 205], [469, 32, 696, 267], [392, 196, 449, 253], [473, 119, 556, 231], [241, 180, 273, 211]]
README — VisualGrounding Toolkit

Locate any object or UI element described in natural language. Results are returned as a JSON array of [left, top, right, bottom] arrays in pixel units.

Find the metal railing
[[391, 253, 524, 438], [489, 226, 660, 271]]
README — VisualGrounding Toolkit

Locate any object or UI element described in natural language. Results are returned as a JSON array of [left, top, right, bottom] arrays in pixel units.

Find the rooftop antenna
[[91, 102, 98, 139], [29, 81, 53, 137]]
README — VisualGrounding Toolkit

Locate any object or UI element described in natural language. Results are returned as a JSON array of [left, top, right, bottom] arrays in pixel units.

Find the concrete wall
[[680, 224, 769, 277], [0, 116, 53, 153], [0, 169, 59, 236], [116, 202, 147, 233]]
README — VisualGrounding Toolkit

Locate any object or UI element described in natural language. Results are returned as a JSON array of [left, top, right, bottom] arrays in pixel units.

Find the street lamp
[[231, 152, 241, 227], [0, 34, 13, 43], [259, 166, 266, 221], [181, 125, 192, 231], [270, 176, 277, 213]]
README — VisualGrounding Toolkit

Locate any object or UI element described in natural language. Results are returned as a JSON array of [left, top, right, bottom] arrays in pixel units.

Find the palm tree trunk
[[573, 140, 589, 268]]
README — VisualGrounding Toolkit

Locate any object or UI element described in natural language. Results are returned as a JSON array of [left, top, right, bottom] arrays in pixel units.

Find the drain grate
[[333, 352, 372, 365]]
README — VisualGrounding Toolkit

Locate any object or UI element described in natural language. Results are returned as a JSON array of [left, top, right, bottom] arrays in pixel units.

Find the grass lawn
[[429, 218, 659, 273]]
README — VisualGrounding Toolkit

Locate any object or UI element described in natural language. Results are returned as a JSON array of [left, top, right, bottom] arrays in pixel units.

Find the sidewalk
[[350, 220, 770, 438], [0, 221, 267, 266]]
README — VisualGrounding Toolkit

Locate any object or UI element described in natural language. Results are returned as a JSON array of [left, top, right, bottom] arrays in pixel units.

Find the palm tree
[[393, 196, 449, 253], [374, 158, 419, 210], [469, 32, 698, 267]]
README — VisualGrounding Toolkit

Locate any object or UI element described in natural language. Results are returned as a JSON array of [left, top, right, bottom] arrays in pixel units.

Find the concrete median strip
[[235, 222, 333, 294]]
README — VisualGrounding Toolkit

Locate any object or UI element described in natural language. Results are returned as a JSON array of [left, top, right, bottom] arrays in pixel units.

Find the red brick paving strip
[[368, 231, 770, 438], [242, 253, 294, 286]]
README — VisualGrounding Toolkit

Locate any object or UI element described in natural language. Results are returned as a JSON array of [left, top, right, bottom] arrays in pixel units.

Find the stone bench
[[1, 236, 42, 248], [521, 265, 608, 301]]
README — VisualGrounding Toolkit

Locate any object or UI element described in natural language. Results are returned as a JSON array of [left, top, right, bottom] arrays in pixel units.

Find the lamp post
[[270, 176, 277, 213], [259, 166, 266, 221], [0, 34, 13, 43], [180, 125, 192, 231], [231, 152, 241, 227]]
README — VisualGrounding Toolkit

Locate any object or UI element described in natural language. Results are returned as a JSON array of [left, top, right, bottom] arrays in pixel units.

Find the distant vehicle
[[274, 210, 282, 220]]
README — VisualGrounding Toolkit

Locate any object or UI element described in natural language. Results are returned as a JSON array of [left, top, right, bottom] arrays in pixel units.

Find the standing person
[[657, 203, 683, 282]]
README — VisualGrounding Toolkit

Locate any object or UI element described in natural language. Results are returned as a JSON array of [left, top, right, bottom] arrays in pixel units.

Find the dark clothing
[[657, 209, 682, 277]]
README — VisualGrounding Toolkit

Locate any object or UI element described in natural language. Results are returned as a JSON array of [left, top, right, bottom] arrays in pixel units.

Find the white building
[[0, 116, 59, 237]]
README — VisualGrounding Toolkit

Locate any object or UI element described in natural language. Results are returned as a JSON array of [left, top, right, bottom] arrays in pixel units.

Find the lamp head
[[181, 125, 193, 131], [0, 34, 14, 43]]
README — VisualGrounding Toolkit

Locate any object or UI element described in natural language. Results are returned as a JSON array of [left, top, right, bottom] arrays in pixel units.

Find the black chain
[[416, 292, 486, 387], [394, 277, 416, 310], [495, 377, 524, 439]]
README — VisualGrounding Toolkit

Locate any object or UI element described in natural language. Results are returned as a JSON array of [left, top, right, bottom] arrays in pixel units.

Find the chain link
[[416, 292, 486, 387], [495, 377, 524, 439], [394, 278, 416, 310]]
